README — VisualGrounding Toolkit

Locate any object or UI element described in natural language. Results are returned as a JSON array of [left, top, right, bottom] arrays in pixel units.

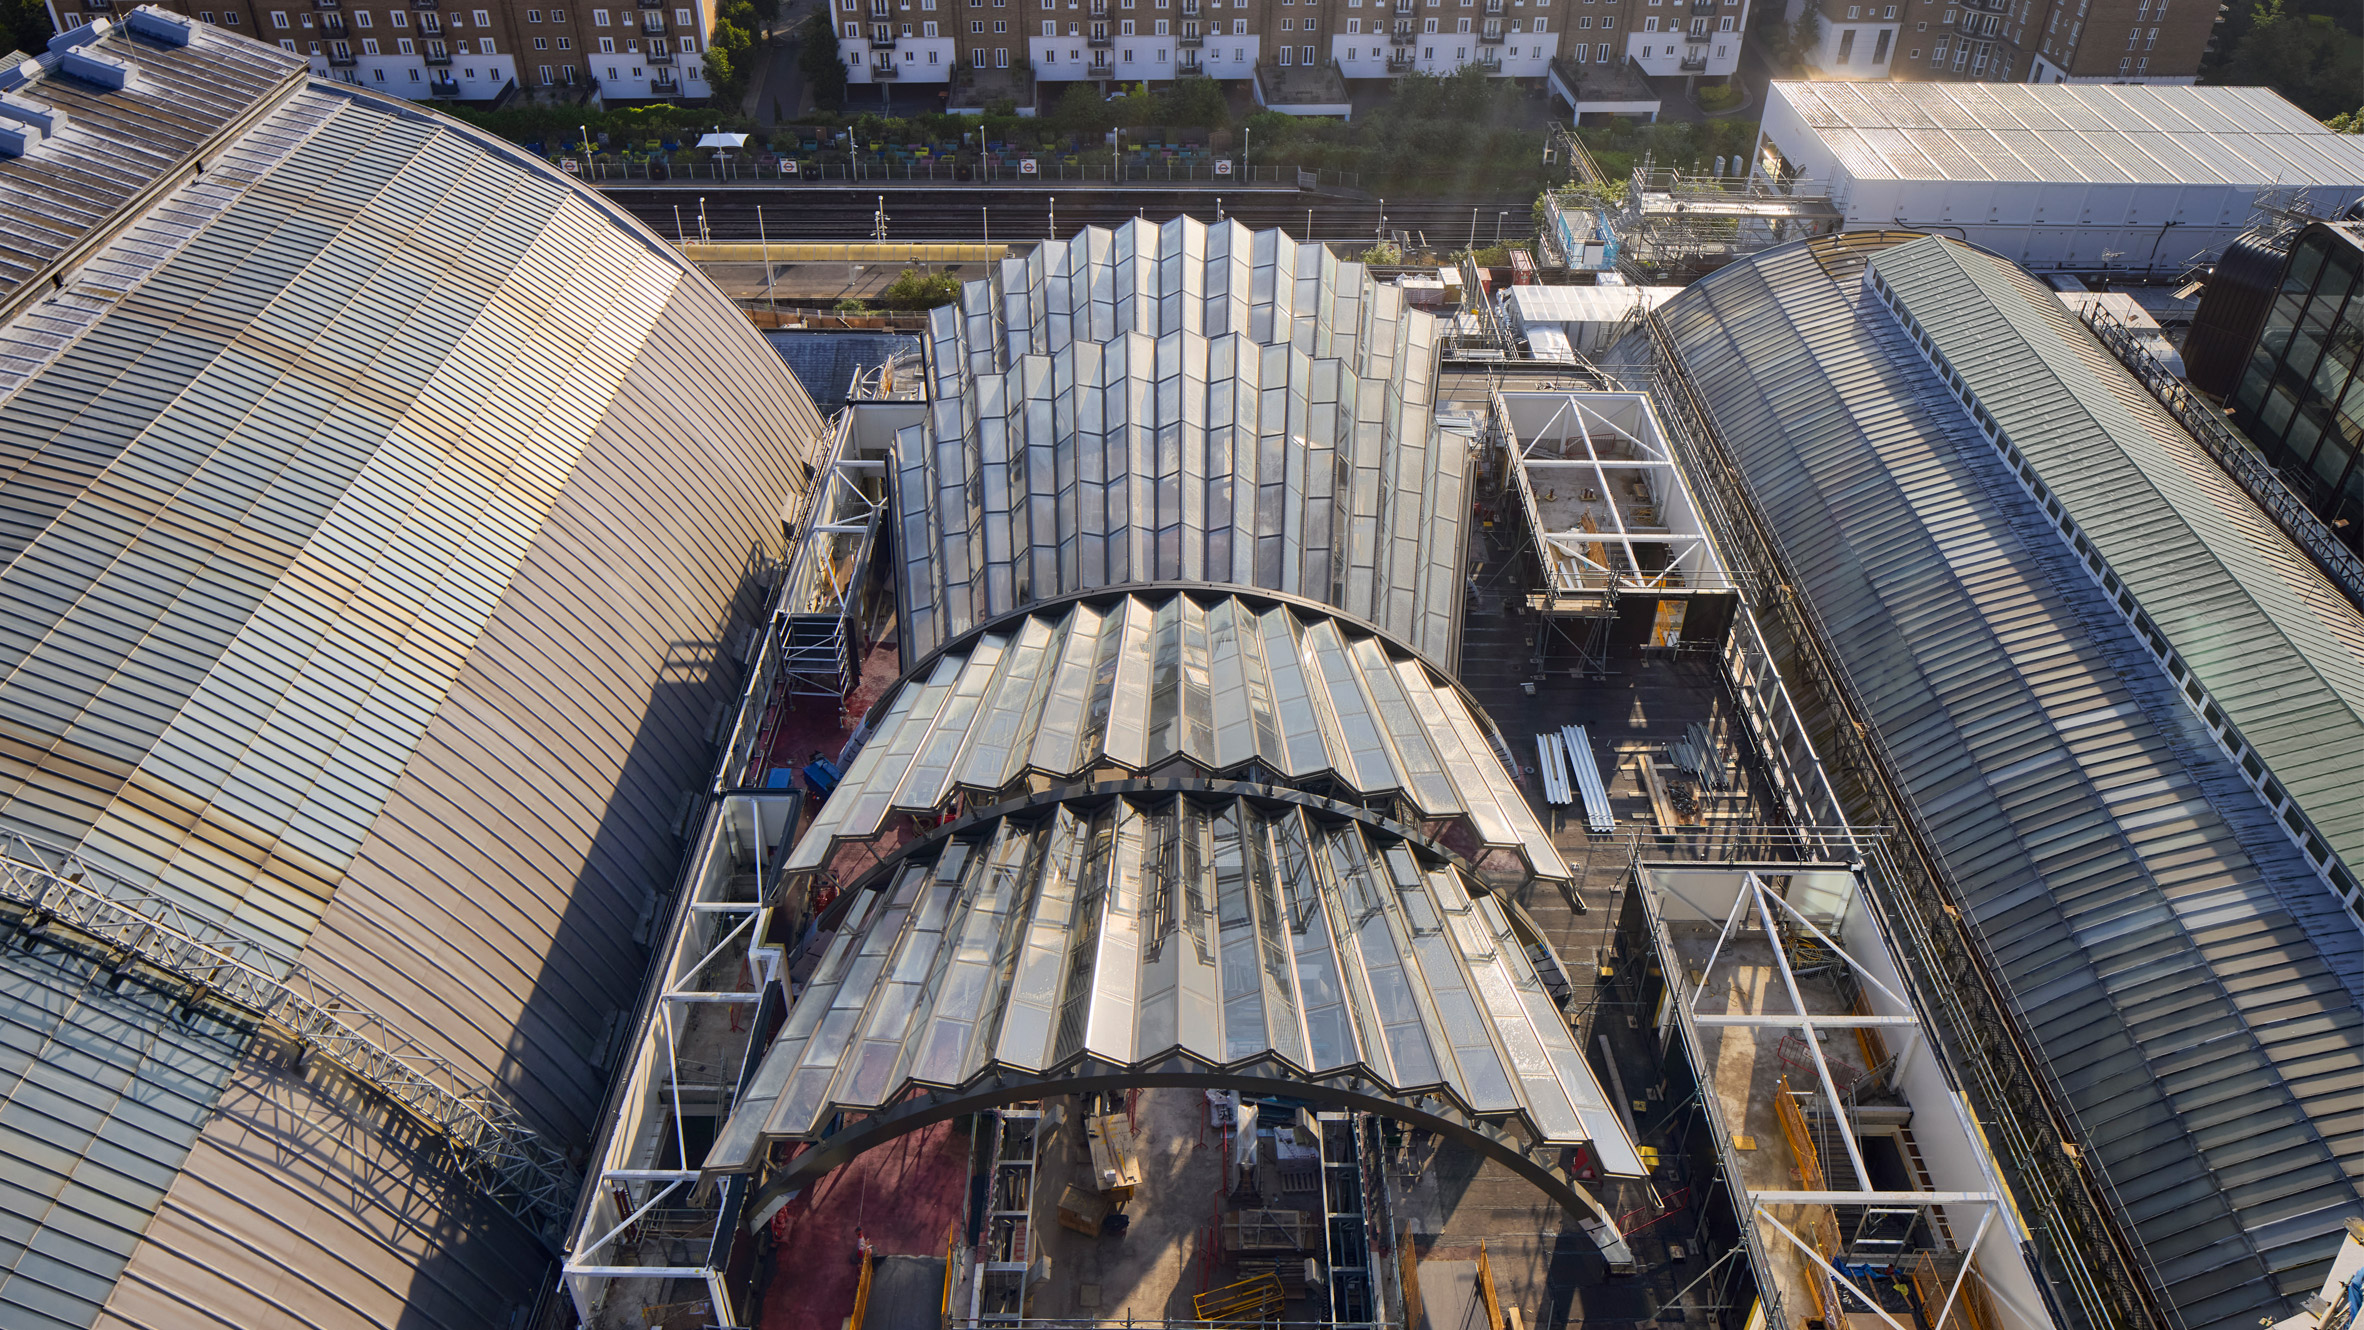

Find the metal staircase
[[0, 831, 579, 1242]]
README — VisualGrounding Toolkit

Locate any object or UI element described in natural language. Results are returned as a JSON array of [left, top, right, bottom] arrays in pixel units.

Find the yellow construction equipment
[[1192, 1271, 1287, 1323]]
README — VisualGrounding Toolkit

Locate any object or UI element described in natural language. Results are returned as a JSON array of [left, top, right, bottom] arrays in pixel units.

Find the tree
[[880, 268, 963, 310], [706, 18, 755, 107], [2215, 0, 2363, 119], [1, 0, 52, 59], [798, 11, 847, 110], [2328, 107, 2364, 132], [1159, 77, 1229, 128]]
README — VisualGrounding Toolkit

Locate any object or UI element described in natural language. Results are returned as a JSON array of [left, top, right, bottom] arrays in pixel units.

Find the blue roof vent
[[59, 48, 133, 89], [124, 9, 194, 46]]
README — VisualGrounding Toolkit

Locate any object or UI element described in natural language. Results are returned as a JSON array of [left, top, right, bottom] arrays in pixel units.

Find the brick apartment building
[[1783, 0, 2208, 83], [47, 0, 716, 101], [835, 0, 1751, 93]]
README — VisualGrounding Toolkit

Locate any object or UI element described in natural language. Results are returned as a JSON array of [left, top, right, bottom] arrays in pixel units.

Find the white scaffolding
[[1640, 864, 2057, 1330], [1496, 389, 1733, 615]]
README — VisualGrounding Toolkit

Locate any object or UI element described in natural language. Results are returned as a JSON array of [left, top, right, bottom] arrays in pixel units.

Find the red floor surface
[[754, 1120, 971, 1330], [758, 634, 901, 783]]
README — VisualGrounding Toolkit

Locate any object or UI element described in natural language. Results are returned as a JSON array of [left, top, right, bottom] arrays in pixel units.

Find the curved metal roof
[[791, 591, 1567, 891], [897, 217, 1470, 671], [0, 15, 827, 1328], [1655, 233, 2364, 1330], [1866, 234, 2364, 890], [721, 792, 1637, 1175]]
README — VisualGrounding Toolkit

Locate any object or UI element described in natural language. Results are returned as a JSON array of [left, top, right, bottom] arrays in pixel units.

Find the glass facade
[[2232, 223, 2364, 553]]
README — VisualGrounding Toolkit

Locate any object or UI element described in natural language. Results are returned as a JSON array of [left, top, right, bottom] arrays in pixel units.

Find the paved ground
[[754, 1119, 971, 1330]]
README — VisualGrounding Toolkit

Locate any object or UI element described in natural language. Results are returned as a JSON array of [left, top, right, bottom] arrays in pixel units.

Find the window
[[223, 10, 238, 22], [1642, 15, 1655, 27], [558, 35, 572, 47], [1845, 4, 1855, 13], [474, 10, 490, 24], [1835, 25, 1853, 58], [528, 7, 543, 18], [390, 10, 405, 26], [533, 34, 548, 46], [1532, 16, 1544, 29], [354, 10, 370, 26], [1907, 45, 1918, 55], [1594, 38, 1608, 53], [198, 9, 214, 20], [1121, 17, 1134, 29], [994, 19, 1007, 31], [271, 11, 289, 27], [996, 44, 1009, 61], [1716, 15, 1729, 27], [398, 36, 415, 51], [1423, 15, 1436, 27], [680, 36, 694, 50], [1156, 17, 1167, 29], [1872, 26, 1888, 57], [1043, 18, 1056, 30], [1690, 16, 1704, 31], [594, 8, 609, 22], [1601, 16, 1612, 26], [480, 36, 496, 51], [973, 17, 985, 28], [600, 35, 615, 50], [1456, 15, 1468, 28], [922, 20, 936, 33], [362, 36, 379, 51], [279, 37, 297, 50], [1347, 16, 1359, 28], [1301, 43, 1313, 58], [1278, 42, 1292, 59], [1280, 14, 1291, 24]]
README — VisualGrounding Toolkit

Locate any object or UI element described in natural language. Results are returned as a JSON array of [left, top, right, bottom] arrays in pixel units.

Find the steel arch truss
[[732, 1060, 1639, 1270]]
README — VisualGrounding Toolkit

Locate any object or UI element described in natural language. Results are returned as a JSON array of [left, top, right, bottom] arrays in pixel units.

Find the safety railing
[[2076, 302, 2364, 612], [0, 832, 579, 1241]]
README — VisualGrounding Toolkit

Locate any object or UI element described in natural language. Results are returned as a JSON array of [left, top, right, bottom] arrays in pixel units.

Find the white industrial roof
[[1504, 283, 1681, 330], [1770, 80, 2364, 186]]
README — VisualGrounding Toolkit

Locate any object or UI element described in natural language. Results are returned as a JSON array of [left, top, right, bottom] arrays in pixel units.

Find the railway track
[[602, 186, 1537, 247]]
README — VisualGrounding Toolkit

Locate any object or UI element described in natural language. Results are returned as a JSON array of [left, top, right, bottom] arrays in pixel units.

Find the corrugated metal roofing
[[0, 18, 306, 301], [1769, 79, 2364, 185], [1869, 235, 2364, 886], [1656, 234, 2364, 1330], [0, 16, 829, 1328]]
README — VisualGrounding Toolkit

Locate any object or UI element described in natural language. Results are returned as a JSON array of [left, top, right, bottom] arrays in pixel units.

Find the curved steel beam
[[782, 775, 1525, 918], [828, 583, 1524, 792], [728, 1060, 1638, 1273]]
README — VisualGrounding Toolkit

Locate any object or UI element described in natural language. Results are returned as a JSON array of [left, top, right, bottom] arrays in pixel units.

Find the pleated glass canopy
[[715, 794, 1641, 1177], [710, 225, 1646, 1224], [790, 591, 1565, 894]]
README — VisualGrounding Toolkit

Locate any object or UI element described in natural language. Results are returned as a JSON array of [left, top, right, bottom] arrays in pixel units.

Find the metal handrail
[[2075, 303, 2364, 613], [0, 832, 579, 1242]]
